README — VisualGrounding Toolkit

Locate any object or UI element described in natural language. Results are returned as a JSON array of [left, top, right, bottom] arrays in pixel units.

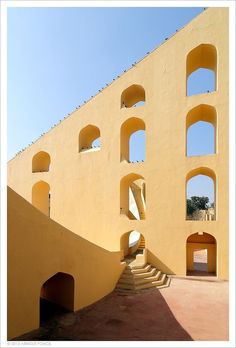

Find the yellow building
[[7, 8, 228, 339]]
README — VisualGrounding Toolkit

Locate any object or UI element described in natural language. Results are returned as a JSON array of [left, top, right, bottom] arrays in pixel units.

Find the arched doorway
[[120, 230, 145, 260], [40, 272, 74, 325], [186, 232, 216, 276]]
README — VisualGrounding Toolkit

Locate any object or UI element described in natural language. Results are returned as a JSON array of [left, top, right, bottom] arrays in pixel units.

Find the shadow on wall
[[7, 186, 124, 340], [147, 250, 175, 275], [13, 290, 193, 341]]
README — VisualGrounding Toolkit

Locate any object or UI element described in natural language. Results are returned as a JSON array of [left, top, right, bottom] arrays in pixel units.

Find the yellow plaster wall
[[7, 187, 124, 339], [7, 8, 228, 284]]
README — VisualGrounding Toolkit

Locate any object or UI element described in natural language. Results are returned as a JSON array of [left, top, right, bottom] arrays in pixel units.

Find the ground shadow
[[40, 298, 69, 326], [187, 270, 216, 276], [14, 290, 193, 341]]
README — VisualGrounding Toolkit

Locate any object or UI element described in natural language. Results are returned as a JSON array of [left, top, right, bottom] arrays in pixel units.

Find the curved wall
[[7, 187, 124, 339]]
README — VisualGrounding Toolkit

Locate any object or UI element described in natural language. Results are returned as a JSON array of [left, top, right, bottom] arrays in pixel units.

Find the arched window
[[120, 173, 146, 220], [79, 125, 101, 153], [186, 104, 216, 156], [32, 181, 50, 216], [120, 117, 145, 162], [120, 230, 145, 258], [32, 151, 51, 173], [186, 44, 217, 96], [40, 272, 74, 324], [186, 232, 216, 275], [121, 84, 145, 108], [186, 168, 216, 221]]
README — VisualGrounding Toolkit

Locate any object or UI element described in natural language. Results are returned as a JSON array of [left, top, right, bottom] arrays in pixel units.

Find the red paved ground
[[159, 278, 228, 341], [15, 278, 228, 341]]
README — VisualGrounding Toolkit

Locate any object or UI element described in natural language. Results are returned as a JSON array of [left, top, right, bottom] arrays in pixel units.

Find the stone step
[[118, 270, 161, 286], [135, 273, 167, 290], [134, 270, 162, 285], [116, 274, 169, 291], [116, 261, 170, 292], [116, 283, 135, 290], [121, 267, 157, 279], [115, 288, 138, 294], [157, 276, 171, 289], [115, 276, 171, 293], [124, 264, 151, 274], [136, 275, 171, 291]]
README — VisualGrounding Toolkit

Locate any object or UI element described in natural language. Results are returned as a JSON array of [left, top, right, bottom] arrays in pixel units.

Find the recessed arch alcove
[[120, 117, 146, 162], [186, 104, 217, 156], [120, 173, 146, 220], [120, 230, 145, 258], [79, 124, 101, 152], [121, 84, 145, 108], [32, 181, 50, 216], [32, 151, 51, 173], [186, 44, 217, 96]]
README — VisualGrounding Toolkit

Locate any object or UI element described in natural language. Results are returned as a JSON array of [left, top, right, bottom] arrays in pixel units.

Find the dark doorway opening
[[40, 272, 74, 326]]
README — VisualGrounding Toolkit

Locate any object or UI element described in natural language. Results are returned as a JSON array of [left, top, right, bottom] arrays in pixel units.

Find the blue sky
[[7, 6, 214, 202]]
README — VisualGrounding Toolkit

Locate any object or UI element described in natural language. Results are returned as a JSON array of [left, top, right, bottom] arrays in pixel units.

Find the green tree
[[190, 196, 209, 210], [187, 199, 196, 215], [186, 196, 210, 216]]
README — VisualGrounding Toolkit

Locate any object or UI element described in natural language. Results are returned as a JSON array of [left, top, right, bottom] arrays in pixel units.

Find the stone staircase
[[116, 262, 171, 292], [138, 235, 145, 250]]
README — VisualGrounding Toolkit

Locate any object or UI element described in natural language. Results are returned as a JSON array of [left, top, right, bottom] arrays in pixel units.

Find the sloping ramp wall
[[7, 186, 124, 339]]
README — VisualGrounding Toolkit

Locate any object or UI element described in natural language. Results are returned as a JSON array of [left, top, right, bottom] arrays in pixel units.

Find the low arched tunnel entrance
[[40, 272, 74, 325]]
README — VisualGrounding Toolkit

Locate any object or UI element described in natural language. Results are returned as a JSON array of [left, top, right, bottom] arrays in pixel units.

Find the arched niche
[[120, 230, 145, 258], [120, 173, 146, 220], [186, 44, 217, 96], [186, 104, 217, 156], [32, 181, 50, 216], [32, 151, 51, 173], [121, 84, 145, 108], [79, 125, 101, 152]]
